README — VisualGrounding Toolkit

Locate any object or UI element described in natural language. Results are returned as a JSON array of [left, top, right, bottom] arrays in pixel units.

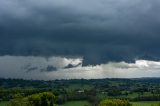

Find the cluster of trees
[[0, 87, 47, 101], [8, 92, 56, 106], [132, 95, 160, 101], [0, 78, 52, 88], [99, 99, 132, 106], [55, 88, 97, 105], [107, 89, 121, 96]]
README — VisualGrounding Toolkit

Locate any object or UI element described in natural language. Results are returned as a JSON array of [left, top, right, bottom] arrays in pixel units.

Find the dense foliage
[[99, 99, 132, 106], [8, 92, 56, 106]]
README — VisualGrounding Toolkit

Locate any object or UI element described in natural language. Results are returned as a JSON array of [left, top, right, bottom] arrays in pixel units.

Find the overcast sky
[[0, 0, 160, 79]]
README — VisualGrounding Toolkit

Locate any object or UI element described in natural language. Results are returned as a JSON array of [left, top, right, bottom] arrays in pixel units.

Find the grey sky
[[0, 0, 160, 79]]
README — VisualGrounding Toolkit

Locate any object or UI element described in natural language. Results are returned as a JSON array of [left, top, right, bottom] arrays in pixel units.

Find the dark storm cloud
[[0, 0, 160, 65], [45, 66, 57, 72], [26, 67, 38, 73], [64, 63, 82, 69]]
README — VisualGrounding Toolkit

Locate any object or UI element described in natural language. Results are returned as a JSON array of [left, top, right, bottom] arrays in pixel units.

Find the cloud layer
[[0, 56, 160, 80], [0, 0, 160, 65], [1, 0, 160, 79]]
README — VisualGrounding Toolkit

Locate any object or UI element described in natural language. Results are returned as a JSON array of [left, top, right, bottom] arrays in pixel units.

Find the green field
[[0, 101, 8, 106], [61, 101, 91, 106], [59, 101, 160, 106], [60, 101, 160, 106], [1, 101, 160, 106], [132, 101, 160, 106]]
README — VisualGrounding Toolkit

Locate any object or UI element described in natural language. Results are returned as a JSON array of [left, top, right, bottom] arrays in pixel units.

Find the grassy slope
[[132, 101, 160, 106], [61, 101, 160, 106], [0, 101, 8, 106], [1, 100, 160, 106]]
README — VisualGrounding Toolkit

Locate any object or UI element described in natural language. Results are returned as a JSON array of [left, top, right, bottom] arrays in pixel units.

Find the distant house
[[77, 89, 84, 93]]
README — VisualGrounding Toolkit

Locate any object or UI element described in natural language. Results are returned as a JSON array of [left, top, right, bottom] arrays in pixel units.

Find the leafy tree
[[8, 92, 56, 106], [99, 99, 132, 106]]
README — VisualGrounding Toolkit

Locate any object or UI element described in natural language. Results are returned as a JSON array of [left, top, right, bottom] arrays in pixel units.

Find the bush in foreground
[[99, 99, 132, 106]]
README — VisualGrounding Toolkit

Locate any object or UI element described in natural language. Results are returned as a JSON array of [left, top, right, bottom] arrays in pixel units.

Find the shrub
[[99, 99, 132, 106]]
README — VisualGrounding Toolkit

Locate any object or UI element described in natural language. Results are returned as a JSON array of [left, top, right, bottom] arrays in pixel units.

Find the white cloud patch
[[0, 56, 160, 80]]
